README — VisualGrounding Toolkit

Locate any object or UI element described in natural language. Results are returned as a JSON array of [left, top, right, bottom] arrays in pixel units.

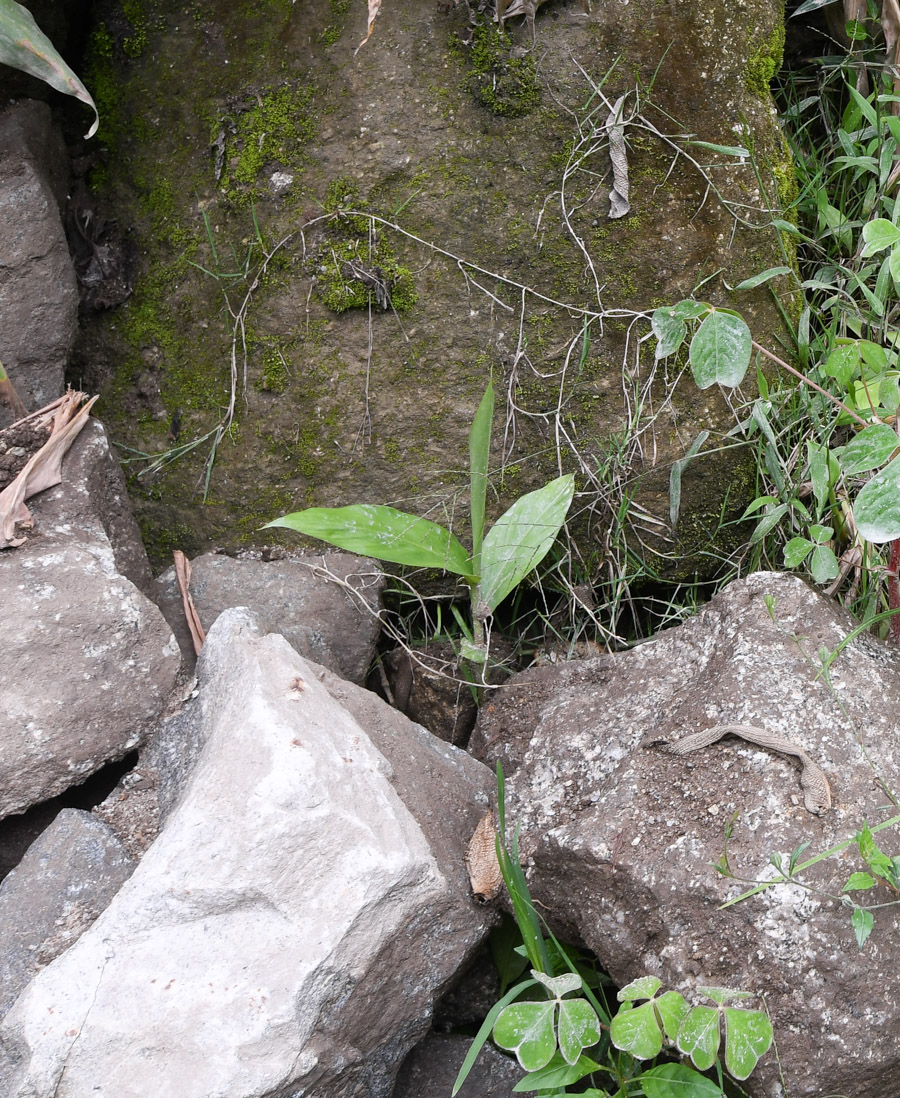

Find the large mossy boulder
[[76, 0, 793, 579]]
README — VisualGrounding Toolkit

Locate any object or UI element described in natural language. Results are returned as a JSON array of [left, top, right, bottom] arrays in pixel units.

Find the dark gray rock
[[0, 808, 134, 1020], [0, 101, 76, 424], [470, 572, 900, 1098], [154, 549, 384, 682], [0, 419, 181, 818], [392, 1034, 522, 1098]]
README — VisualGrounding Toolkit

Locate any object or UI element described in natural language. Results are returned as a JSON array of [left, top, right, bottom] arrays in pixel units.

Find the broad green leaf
[[749, 503, 788, 544], [854, 456, 900, 542], [617, 975, 663, 1002], [265, 505, 475, 576], [610, 1000, 664, 1060], [823, 343, 860, 386], [783, 537, 813, 568], [512, 1052, 601, 1092], [459, 638, 487, 664], [809, 544, 840, 584], [671, 300, 710, 321], [557, 998, 602, 1065], [843, 872, 877, 891], [469, 383, 494, 568], [639, 1063, 725, 1098], [0, 0, 98, 137], [533, 970, 582, 998], [733, 266, 792, 291], [859, 340, 889, 372], [840, 424, 899, 475], [851, 906, 874, 949], [652, 307, 687, 359], [861, 218, 900, 256], [807, 440, 829, 509], [655, 990, 689, 1042], [493, 1000, 557, 1071], [689, 311, 752, 389], [676, 1005, 720, 1071], [889, 245, 900, 293], [723, 1008, 773, 1080], [479, 474, 574, 612], [808, 523, 834, 542]]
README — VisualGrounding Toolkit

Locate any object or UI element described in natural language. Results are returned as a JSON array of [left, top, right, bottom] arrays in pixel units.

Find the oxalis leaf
[[264, 504, 475, 577], [479, 473, 574, 612], [853, 456, 900, 542], [610, 1000, 663, 1060], [493, 1000, 557, 1071], [689, 311, 752, 389], [0, 0, 98, 137], [723, 1007, 773, 1080], [676, 1005, 720, 1071], [556, 997, 601, 1065]]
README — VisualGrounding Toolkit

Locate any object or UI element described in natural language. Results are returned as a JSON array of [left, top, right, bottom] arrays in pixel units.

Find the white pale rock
[[0, 609, 491, 1097]]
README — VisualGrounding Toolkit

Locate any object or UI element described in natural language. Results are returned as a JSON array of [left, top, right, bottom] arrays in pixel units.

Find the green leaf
[[723, 1008, 773, 1080], [656, 990, 689, 1042], [809, 544, 840, 584], [0, 0, 98, 137], [533, 970, 582, 998], [671, 300, 710, 321], [749, 503, 788, 544], [557, 998, 602, 1065], [840, 424, 899, 475], [469, 383, 494, 570], [889, 245, 900, 293], [807, 440, 830, 509], [652, 307, 688, 359], [676, 1005, 720, 1071], [265, 505, 475, 576], [861, 218, 900, 256], [687, 140, 750, 157], [479, 474, 574, 612], [489, 917, 532, 995], [610, 1000, 664, 1060], [783, 537, 813, 568], [689, 311, 752, 389], [853, 456, 900, 542], [823, 343, 860, 386], [843, 872, 877, 891], [733, 266, 792, 291], [697, 987, 752, 1005], [493, 1000, 558, 1071], [452, 976, 541, 1095], [851, 906, 874, 950], [792, 0, 841, 14], [511, 1053, 601, 1092], [669, 430, 709, 525], [639, 1063, 725, 1098], [617, 976, 663, 1002]]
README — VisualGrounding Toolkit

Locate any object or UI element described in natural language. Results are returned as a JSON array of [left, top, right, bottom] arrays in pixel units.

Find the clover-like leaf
[[532, 970, 582, 998], [610, 1000, 664, 1060], [617, 975, 662, 1002], [655, 990, 689, 1042], [493, 1000, 557, 1071], [723, 1007, 773, 1080], [557, 997, 602, 1065], [676, 1004, 721, 1071]]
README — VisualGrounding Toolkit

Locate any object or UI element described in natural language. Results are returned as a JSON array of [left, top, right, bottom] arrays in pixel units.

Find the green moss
[[222, 83, 317, 198], [316, 238, 418, 314], [459, 23, 541, 118], [254, 339, 292, 393], [745, 18, 785, 101]]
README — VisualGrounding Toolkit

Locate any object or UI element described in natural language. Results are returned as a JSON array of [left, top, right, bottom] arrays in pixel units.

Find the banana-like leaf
[[265, 504, 475, 577], [0, 0, 98, 137]]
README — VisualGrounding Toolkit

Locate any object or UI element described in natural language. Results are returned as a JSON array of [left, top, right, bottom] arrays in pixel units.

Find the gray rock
[[0, 608, 494, 1098], [0, 809, 134, 1019], [0, 419, 181, 818], [154, 550, 384, 682], [0, 101, 76, 424], [392, 1034, 522, 1098], [470, 572, 900, 1098]]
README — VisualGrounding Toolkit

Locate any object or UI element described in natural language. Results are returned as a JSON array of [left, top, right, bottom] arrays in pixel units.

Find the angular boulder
[[0, 100, 76, 423], [470, 572, 900, 1098], [0, 608, 494, 1098], [0, 419, 180, 817]]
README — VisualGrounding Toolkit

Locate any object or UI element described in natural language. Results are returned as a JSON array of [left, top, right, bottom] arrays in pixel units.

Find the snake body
[[657, 723, 832, 815]]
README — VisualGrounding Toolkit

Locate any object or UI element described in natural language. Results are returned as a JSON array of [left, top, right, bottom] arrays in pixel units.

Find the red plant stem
[[890, 540, 900, 646]]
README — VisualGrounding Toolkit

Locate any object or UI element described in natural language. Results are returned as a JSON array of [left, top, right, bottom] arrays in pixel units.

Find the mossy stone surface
[[75, 0, 791, 575]]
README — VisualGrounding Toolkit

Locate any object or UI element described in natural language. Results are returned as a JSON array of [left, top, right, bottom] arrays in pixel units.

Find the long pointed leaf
[[469, 383, 494, 572], [480, 474, 574, 611], [265, 504, 475, 576], [0, 0, 98, 137]]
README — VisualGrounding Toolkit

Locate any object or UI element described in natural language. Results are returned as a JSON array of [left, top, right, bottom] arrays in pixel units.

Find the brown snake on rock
[[654, 723, 832, 816]]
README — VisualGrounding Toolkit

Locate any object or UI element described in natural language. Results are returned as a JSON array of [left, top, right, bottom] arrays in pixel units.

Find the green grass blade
[[469, 382, 494, 572], [451, 978, 540, 1096]]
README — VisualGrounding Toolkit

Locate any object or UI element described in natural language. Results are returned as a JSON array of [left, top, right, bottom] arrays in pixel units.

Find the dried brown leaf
[[354, 0, 382, 54], [173, 550, 206, 656], [466, 810, 503, 902]]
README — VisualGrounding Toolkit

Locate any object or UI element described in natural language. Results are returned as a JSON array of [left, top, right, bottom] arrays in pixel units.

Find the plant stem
[[751, 341, 869, 429]]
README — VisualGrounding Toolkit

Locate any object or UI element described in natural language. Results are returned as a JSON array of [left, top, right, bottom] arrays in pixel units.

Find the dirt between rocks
[[0, 420, 51, 493]]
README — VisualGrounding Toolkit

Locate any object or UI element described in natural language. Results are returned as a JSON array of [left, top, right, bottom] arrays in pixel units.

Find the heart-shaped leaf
[[689, 311, 752, 389], [676, 1005, 720, 1071], [557, 997, 602, 1065], [493, 1000, 557, 1071], [723, 1007, 773, 1080], [610, 1000, 664, 1060]]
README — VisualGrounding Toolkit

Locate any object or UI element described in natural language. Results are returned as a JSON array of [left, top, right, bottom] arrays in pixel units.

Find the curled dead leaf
[[173, 550, 206, 656], [466, 810, 503, 902]]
